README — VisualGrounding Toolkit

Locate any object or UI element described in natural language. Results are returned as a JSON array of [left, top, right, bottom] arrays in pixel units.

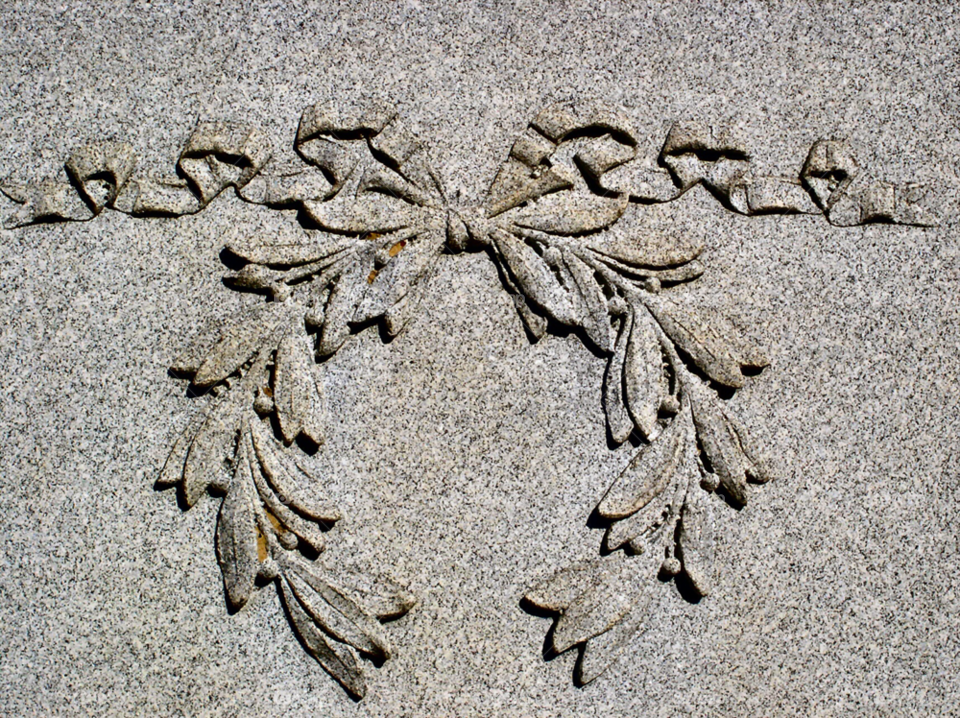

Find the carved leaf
[[605, 435, 689, 552], [491, 228, 576, 325], [563, 250, 613, 353], [598, 410, 686, 520], [688, 381, 750, 506], [156, 411, 206, 488], [678, 477, 716, 598], [503, 190, 629, 236], [380, 232, 444, 338], [170, 314, 244, 377], [525, 558, 609, 613], [382, 288, 423, 339], [644, 293, 745, 389], [587, 252, 706, 287], [550, 552, 650, 654], [681, 301, 769, 370], [655, 260, 706, 285], [494, 253, 549, 340], [248, 439, 328, 555], [223, 264, 287, 295], [249, 416, 341, 523], [303, 192, 421, 235], [331, 566, 417, 621], [318, 250, 370, 357], [576, 549, 661, 685], [285, 558, 393, 660], [303, 376, 327, 448], [611, 407, 698, 562], [728, 413, 776, 484], [352, 230, 444, 327], [192, 302, 288, 389], [181, 385, 247, 507], [226, 232, 356, 267], [590, 232, 700, 271], [274, 332, 327, 445], [280, 577, 365, 699], [623, 307, 663, 440], [216, 443, 261, 611], [585, 203, 705, 269], [603, 313, 635, 445]]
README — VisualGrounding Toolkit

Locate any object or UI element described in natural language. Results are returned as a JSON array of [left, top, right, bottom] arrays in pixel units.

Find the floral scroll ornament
[[0, 101, 938, 697]]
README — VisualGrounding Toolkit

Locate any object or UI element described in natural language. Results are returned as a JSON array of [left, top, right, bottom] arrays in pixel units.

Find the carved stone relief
[[1, 101, 940, 698]]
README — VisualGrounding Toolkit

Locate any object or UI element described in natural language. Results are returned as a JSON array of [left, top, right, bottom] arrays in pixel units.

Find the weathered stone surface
[[0, 3, 958, 716]]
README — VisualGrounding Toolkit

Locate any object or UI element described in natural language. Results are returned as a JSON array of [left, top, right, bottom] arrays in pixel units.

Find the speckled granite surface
[[1, 2, 959, 716]]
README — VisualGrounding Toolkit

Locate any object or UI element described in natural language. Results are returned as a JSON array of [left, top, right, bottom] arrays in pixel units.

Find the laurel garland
[[0, 101, 940, 695]]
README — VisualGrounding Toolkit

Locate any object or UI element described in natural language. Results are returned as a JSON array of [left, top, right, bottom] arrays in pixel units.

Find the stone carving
[[0, 101, 939, 697]]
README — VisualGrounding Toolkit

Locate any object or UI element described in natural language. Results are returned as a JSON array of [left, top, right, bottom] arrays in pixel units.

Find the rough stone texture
[[1, 2, 959, 716]]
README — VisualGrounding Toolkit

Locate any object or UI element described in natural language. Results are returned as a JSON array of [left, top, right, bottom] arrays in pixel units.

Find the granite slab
[[0, 2, 958, 716]]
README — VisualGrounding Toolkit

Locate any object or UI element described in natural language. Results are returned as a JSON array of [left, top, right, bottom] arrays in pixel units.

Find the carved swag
[[2, 102, 938, 697]]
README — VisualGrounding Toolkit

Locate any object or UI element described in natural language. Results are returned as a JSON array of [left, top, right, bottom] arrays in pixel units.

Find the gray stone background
[[0, 1, 958, 716]]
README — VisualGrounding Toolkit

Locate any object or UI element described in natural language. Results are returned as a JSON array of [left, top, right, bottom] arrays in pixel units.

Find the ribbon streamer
[[2, 122, 272, 227], [1, 103, 941, 230], [599, 119, 938, 226]]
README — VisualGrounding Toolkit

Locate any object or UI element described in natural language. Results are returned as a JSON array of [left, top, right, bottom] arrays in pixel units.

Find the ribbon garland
[[0, 102, 940, 230]]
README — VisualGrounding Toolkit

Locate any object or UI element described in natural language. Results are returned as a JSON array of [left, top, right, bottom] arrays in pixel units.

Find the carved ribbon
[[2, 103, 938, 230], [1, 123, 271, 226]]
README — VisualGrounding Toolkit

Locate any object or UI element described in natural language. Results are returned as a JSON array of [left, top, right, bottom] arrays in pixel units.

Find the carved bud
[[661, 394, 681, 415], [225, 264, 283, 292], [304, 306, 325, 331], [608, 295, 629, 316], [661, 557, 682, 576], [254, 386, 275, 415], [699, 472, 720, 492], [541, 246, 562, 268]]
